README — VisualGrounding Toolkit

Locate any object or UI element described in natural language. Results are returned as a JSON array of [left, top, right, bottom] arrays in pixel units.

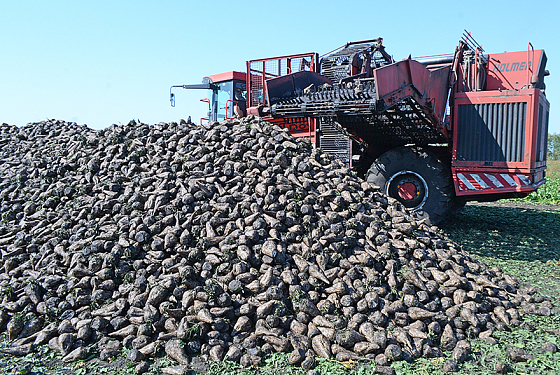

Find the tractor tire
[[449, 196, 467, 216], [366, 146, 455, 225]]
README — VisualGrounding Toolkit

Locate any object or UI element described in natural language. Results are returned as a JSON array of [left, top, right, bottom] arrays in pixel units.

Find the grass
[[204, 353, 373, 375], [440, 161, 560, 373], [0, 341, 136, 375], [517, 160, 560, 205], [522, 178, 560, 205], [547, 160, 560, 179], [437, 203, 560, 374], [0, 343, 72, 374]]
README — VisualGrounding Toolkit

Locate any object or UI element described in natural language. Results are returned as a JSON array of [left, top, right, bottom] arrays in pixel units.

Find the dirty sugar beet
[[0, 117, 553, 373]]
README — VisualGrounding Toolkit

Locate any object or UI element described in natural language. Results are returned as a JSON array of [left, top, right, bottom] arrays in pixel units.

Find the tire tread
[[366, 146, 455, 224]]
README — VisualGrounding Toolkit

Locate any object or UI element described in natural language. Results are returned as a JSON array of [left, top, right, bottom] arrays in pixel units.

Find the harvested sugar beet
[[0, 117, 551, 369]]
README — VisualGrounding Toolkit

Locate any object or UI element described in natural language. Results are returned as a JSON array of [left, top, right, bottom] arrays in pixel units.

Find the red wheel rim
[[397, 182, 417, 201]]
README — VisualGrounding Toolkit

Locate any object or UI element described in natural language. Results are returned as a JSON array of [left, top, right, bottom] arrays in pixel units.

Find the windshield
[[207, 80, 247, 122], [212, 81, 233, 122], [234, 81, 246, 101]]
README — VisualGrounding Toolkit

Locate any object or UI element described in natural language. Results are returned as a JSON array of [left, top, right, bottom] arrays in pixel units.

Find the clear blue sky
[[1, 0, 558, 134]]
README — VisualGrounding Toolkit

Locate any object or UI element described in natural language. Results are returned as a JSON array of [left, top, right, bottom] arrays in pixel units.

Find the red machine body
[[170, 34, 550, 223], [486, 48, 547, 91], [449, 44, 549, 199], [246, 52, 320, 143], [452, 88, 548, 197]]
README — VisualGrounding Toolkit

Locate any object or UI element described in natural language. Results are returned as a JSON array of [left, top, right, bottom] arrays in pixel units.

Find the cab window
[[208, 80, 247, 122]]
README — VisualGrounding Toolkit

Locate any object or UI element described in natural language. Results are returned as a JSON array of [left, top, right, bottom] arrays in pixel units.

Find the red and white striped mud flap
[[456, 172, 532, 192]]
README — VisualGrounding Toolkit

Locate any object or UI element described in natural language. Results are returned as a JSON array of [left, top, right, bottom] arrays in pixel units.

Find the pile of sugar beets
[[0, 117, 554, 374]]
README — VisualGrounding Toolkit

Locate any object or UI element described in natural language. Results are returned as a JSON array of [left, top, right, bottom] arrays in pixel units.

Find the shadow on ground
[[440, 204, 560, 262]]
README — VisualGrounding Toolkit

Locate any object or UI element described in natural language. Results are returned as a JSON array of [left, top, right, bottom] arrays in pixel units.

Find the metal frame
[[246, 52, 319, 108], [199, 98, 211, 125], [246, 52, 319, 142], [225, 100, 237, 119]]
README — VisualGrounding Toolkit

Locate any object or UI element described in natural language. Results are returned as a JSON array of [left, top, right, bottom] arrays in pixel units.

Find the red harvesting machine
[[170, 32, 550, 224]]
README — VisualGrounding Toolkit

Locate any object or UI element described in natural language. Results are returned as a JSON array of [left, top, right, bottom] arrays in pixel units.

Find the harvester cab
[[170, 71, 247, 124]]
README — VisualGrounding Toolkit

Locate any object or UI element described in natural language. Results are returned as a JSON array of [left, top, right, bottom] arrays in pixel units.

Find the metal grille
[[320, 42, 378, 83], [535, 103, 549, 162], [456, 102, 526, 162], [248, 55, 316, 108], [319, 120, 351, 166]]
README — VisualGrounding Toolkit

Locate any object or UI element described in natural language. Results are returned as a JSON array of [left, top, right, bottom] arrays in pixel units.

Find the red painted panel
[[453, 169, 544, 196], [205, 71, 246, 84], [374, 59, 450, 125], [486, 50, 544, 90], [262, 116, 317, 143], [451, 88, 547, 197], [452, 89, 538, 170]]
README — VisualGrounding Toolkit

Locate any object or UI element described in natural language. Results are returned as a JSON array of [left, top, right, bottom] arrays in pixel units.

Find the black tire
[[449, 196, 467, 216], [366, 147, 454, 225]]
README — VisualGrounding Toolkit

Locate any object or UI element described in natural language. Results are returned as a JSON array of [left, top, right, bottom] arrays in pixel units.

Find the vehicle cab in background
[[169, 71, 246, 125], [170, 71, 246, 125], [202, 71, 247, 124]]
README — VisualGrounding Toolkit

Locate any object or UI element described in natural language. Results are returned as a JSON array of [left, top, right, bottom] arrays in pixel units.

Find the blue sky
[[1, 0, 558, 134]]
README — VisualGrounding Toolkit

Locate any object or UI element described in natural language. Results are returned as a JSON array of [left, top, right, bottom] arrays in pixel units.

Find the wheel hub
[[386, 171, 429, 210], [397, 182, 418, 201]]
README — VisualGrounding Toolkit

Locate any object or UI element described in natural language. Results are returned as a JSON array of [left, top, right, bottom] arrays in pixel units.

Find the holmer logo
[[493, 61, 532, 73]]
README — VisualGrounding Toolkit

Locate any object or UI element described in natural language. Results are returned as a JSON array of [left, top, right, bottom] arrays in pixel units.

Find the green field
[[513, 160, 560, 205], [547, 160, 560, 179]]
